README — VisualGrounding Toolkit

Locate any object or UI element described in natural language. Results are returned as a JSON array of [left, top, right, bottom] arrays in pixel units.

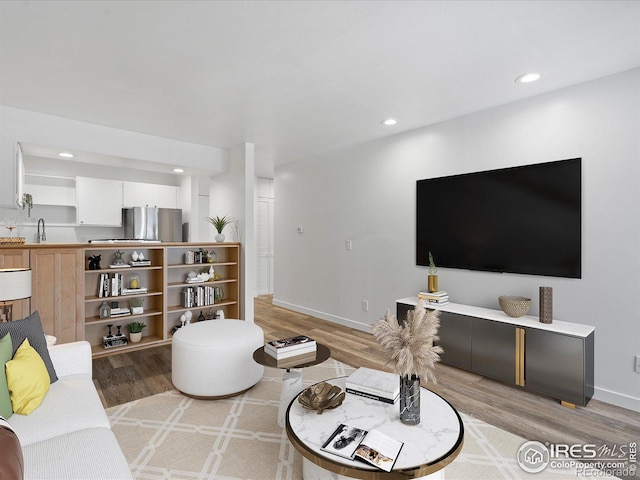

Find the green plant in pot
[[127, 321, 146, 343], [207, 215, 234, 242], [130, 297, 144, 315], [427, 251, 438, 293]]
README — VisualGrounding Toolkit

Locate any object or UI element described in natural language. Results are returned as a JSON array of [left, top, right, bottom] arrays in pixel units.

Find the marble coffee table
[[286, 377, 464, 480]]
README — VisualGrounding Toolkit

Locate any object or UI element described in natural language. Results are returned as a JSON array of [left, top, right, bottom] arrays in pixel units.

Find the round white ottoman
[[172, 319, 265, 398]]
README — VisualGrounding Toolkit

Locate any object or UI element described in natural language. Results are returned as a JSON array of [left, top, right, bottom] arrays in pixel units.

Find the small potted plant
[[130, 297, 144, 315], [127, 321, 146, 343], [428, 251, 438, 293], [207, 215, 234, 242]]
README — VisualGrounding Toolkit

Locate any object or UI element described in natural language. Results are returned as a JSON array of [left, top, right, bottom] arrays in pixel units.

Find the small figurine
[[88, 255, 102, 270], [112, 250, 125, 265], [131, 251, 139, 262]]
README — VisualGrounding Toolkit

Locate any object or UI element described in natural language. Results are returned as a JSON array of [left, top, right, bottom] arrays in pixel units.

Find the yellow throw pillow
[[5, 338, 50, 415]]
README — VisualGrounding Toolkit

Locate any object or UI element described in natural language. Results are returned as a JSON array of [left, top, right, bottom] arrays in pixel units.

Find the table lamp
[[0, 267, 32, 322]]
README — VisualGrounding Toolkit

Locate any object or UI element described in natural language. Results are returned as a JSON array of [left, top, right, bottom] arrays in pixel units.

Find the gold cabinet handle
[[515, 328, 526, 386]]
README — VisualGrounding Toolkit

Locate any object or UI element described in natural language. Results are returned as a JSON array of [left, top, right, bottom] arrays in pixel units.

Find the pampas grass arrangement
[[371, 300, 443, 384]]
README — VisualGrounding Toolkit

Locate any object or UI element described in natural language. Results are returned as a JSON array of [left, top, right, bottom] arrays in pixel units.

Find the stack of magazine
[[417, 290, 449, 306], [321, 423, 404, 472], [345, 367, 400, 404], [264, 335, 317, 368]]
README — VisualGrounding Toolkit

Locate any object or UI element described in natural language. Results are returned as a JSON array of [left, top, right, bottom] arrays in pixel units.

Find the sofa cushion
[[0, 416, 24, 480], [22, 427, 132, 479], [0, 311, 58, 383], [5, 338, 50, 415], [0, 333, 13, 418], [7, 374, 111, 447]]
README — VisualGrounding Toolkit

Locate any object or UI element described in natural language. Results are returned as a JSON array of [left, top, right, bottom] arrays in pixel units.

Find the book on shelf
[[185, 277, 206, 284], [109, 307, 131, 317], [109, 264, 131, 268], [129, 260, 151, 266], [264, 335, 316, 355], [103, 333, 128, 349], [321, 423, 403, 472], [121, 287, 148, 295], [181, 286, 216, 308], [345, 367, 400, 404], [275, 350, 317, 368]]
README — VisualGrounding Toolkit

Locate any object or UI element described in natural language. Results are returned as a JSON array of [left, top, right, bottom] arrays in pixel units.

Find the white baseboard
[[272, 298, 370, 333], [593, 387, 640, 412]]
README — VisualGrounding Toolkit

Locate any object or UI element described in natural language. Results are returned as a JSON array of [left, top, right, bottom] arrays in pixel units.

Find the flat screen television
[[416, 158, 581, 278]]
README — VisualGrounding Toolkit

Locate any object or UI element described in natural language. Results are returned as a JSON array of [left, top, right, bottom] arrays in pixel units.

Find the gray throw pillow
[[0, 311, 58, 383]]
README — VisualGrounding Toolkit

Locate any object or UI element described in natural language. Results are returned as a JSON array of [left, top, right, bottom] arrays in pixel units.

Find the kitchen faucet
[[37, 218, 46, 243]]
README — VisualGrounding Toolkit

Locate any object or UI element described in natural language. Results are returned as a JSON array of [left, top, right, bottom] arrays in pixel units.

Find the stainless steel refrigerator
[[123, 207, 182, 242]]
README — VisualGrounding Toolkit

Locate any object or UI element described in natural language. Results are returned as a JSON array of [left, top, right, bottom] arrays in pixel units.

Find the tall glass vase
[[399, 374, 420, 425]]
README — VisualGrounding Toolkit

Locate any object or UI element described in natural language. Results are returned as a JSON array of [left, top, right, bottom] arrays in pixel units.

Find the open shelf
[[82, 243, 240, 357]]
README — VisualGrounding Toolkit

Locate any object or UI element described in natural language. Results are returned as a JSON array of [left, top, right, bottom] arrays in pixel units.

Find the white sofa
[[6, 341, 132, 479]]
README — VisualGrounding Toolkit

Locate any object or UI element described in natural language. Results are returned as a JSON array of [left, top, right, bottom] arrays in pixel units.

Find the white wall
[[274, 68, 640, 411], [210, 143, 256, 321]]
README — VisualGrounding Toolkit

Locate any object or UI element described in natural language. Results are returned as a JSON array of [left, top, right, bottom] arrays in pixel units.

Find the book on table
[[345, 367, 400, 404], [418, 290, 447, 297], [321, 423, 404, 472], [266, 344, 317, 359], [275, 350, 317, 368], [265, 335, 317, 359], [418, 291, 449, 302]]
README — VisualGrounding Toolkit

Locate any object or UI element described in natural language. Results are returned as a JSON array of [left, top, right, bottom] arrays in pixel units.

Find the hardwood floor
[[94, 295, 640, 477]]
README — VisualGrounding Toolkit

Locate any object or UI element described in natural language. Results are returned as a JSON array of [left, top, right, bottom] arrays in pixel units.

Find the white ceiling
[[1, 1, 639, 175]]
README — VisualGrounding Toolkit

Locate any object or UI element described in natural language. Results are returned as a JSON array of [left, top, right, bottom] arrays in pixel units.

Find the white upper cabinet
[[123, 181, 178, 209], [76, 177, 123, 226]]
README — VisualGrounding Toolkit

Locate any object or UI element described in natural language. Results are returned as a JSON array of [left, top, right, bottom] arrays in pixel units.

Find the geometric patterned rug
[[106, 359, 611, 479]]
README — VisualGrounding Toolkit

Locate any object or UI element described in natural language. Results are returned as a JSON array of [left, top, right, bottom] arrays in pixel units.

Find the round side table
[[253, 343, 331, 427]]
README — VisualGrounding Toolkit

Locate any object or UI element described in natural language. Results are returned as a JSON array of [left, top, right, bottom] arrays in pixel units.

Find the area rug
[[106, 359, 605, 480]]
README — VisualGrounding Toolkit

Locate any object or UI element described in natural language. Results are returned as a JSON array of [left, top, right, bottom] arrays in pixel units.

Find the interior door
[[256, 197, 274, 295]]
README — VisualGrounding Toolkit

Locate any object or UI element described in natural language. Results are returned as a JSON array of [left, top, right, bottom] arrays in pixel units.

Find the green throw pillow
[[0, 333, 13, 418]]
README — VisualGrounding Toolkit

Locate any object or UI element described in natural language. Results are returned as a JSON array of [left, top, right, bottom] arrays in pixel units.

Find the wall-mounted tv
[[416, 158, 581, 278]]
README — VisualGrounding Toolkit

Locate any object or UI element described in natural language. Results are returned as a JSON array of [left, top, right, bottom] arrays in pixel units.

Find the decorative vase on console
[[427, 251, 438, 293], [372, 299, 442, 425]]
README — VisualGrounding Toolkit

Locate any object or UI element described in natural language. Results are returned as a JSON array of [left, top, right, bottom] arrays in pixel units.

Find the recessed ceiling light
[[58, 152, 74, 158], [382, 118, 398, 126], [515, 73, 541, 84], [172, 168, 184, 173]]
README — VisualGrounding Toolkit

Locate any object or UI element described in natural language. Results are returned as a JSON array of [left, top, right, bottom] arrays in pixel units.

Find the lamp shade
[[0, 268, 32, 301]]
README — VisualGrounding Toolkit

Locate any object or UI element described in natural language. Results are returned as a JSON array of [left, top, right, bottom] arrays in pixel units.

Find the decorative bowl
[[498, 296, 531, 318], [298, 382, 345, 414]]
